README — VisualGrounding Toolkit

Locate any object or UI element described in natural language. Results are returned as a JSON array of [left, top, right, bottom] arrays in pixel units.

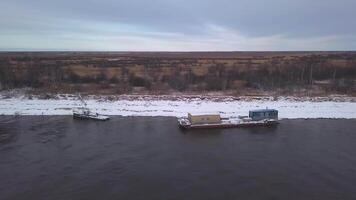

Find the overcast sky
[[1, 0, 355, 51]]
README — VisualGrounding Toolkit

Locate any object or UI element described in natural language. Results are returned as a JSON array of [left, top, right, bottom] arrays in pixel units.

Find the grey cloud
[[1, 0, 355, 50], [4, 0, 355, 36]]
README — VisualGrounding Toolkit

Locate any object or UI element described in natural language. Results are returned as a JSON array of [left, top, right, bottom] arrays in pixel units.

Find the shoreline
[[1, 92, 356, 119], [1, 116, 356, 120], [1, 89, 356, 102]]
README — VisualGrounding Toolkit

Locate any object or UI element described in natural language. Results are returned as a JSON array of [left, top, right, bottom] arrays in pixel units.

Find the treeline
[[0, 54, 355, 94]]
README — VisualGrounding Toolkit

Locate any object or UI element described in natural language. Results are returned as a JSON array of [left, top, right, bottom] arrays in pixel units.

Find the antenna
[[78, 94, 87, 107]]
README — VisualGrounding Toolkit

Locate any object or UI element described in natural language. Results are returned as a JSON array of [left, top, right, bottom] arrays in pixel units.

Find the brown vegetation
[[0, 51, 355, 96]]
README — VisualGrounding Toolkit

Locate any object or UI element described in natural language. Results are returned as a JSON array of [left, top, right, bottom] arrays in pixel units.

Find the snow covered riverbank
[[1, 94, 356, 119]]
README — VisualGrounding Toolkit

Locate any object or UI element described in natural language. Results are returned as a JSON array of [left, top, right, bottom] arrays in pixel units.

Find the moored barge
[[178, 109, 278, 129]]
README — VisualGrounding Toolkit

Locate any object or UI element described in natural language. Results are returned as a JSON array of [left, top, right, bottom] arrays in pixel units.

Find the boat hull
[[178, 120, 278, 129], [73, 113, 110, 121]]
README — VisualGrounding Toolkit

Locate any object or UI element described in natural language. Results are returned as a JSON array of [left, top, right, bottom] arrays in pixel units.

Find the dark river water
[[1, 116, 356, 200]]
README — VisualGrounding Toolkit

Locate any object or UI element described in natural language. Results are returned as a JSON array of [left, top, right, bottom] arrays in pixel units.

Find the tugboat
[[72, 95, 109, 121], [178, 109, 278, 129], [73, 107, 109, 121]]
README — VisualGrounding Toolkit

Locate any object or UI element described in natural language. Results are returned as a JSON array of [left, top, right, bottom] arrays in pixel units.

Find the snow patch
[[1, 95, 356, 119]]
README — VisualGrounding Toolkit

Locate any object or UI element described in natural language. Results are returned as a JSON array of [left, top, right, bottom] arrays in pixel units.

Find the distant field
[[0, 52, 355, 96]]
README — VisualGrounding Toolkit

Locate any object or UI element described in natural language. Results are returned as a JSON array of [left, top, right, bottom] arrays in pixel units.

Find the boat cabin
[[249, 109, 278, 121], [188, 112, 221, 125]]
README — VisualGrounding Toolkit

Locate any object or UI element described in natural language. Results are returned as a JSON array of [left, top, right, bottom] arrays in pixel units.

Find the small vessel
[[72, 94, 109, 121], [178, 109, 278, 129], [73, 107, 109, 121]]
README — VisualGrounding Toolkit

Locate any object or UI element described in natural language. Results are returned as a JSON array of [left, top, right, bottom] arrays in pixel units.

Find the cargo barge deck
[[178, 109, 279, 129]]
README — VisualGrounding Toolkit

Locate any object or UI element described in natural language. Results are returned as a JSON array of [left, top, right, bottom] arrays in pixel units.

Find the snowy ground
[[1, 94, 356, 119]]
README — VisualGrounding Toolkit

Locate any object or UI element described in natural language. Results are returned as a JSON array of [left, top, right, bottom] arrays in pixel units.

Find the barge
[[178, 109, 278, 129]]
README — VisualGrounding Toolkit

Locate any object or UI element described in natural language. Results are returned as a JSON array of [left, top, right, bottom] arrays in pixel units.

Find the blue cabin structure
[[249, 109, 278, 121]]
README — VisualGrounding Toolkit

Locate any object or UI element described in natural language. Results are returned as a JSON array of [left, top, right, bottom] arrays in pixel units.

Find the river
[[1, 116, 356, 200]]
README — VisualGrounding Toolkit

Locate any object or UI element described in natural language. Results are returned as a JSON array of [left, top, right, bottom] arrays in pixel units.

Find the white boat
[[73, 107, 109, 121], [72, 94, 109, 121]]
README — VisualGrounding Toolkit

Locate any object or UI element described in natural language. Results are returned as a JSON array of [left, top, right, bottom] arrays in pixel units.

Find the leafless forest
[[0, 52, 355, 96]]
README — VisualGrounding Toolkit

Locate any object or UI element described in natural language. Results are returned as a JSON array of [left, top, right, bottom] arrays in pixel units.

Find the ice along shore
[[1, 93, 356, 119]]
